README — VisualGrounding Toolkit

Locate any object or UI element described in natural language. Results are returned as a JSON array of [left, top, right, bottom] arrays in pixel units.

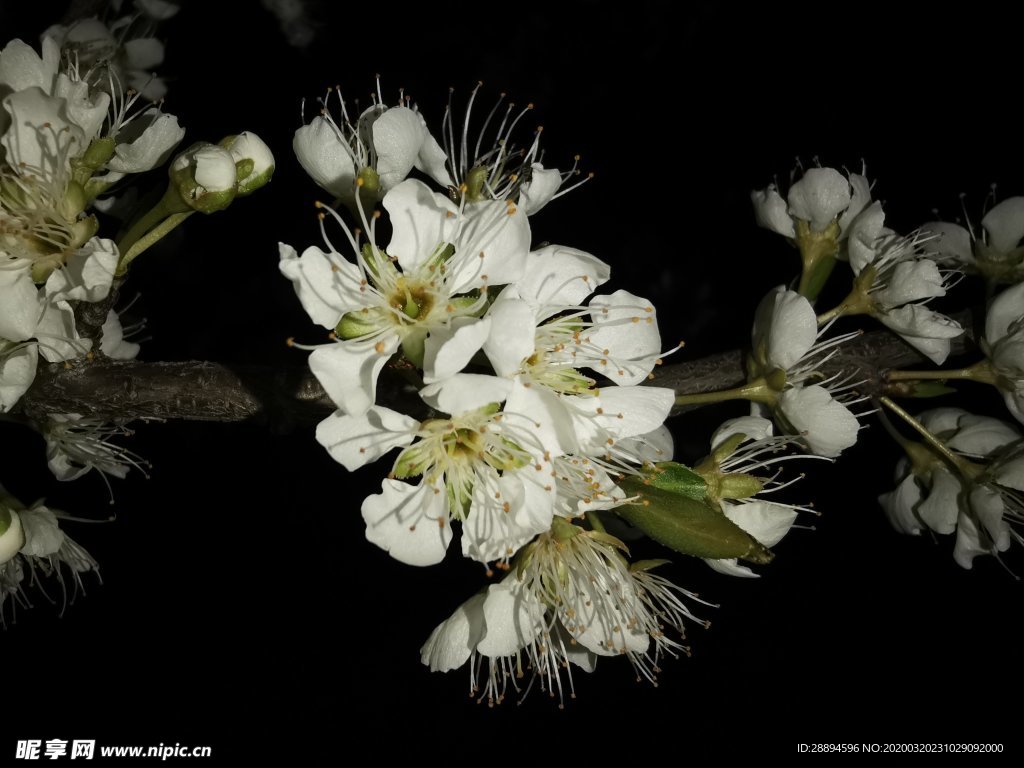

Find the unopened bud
[[170, 143, 238, 213], [220, 131, 275, 196]]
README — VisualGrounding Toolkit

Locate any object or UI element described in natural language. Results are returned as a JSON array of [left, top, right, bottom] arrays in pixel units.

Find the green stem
[[586, 511, 607, 534], [878, 396, 978, 477], [116, 187, 191, 264], [886, 359, 997, 385], [116, 211, 193, 276], [674, 377, 777, 408]]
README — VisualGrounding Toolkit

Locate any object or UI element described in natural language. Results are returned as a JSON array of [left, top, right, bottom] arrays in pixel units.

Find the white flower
[[281, 178, 530, 416], [0, 488, 99, 624], [982, 281, 1024, 423], [749, 286, 860, 456], [880, 408, 1023, 569], [420, 525, 706, 705], [99, 309, 141, 360], [752, 166, 871, 240], [293, 84, 451, 203], [922, 197, 1024, 280], [316, 377, 556, 566], [844, 203, 963, 364], [43, 414, 148, 493]]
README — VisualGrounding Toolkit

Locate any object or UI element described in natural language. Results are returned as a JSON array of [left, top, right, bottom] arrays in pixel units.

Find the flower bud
[[169, 143, 237, 213], [221, 131, 275, 196]]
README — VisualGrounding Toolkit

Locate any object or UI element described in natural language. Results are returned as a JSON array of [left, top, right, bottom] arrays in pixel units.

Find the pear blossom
[[879, 408, 1024, 568], [281, 178, 530, 416], [981, 281, 1024, 423], [293, 84, 451, 205], [752, 166, 872, 243], [842, 203, 963, 364], [316, 375, 557, 566], [420, 524, 706, 705], [0, 487, 99, 624], [921, 197, 1024, 283], [748, 286, 861, 457], [43, 414, 148, 490]]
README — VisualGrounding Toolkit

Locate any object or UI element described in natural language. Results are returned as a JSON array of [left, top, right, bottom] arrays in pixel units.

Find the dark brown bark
[[16, 327, 972, 426]]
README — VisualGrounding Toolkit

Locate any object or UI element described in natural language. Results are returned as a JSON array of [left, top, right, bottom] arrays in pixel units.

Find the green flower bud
[[169, 142, 238, 213]]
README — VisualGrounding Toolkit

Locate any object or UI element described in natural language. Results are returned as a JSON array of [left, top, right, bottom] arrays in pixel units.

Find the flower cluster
[[282, 84, 809, 699]]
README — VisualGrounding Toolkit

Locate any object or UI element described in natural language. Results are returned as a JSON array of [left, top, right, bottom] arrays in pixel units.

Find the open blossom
[[981, 281, 1024, 423], [921, 197, 1024, 283], [441, 84, 590, 213], [843, 203, 962, 364], [293, 84, 451, 205], [280, 178, 530, 416], [420, 524, 706, 705], [315, 374, 558, 566], [0, 487, 99, 624], [748, 286, 860, 457], [879, 408, 1023, 568]]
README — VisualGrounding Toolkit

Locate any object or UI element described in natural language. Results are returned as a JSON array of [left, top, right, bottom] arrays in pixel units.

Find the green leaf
[[615, 476, 773, 563], [643, 462, 708, 501]]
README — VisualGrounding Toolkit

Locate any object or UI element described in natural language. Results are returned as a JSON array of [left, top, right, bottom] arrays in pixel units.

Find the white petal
[[985, 281, 1024, 345], [0, 508, 24, 563], [419, 374, 511, 415], [419, 593, 486, 672], [945, 413, 1020, 456], [994, 455, 1024, 492], [751, 185, 795, 237], [482, 292, 536, 377], [0, 343, 37, 413], [361, 479, 451, 566], [35, 300, 89, 362], [519, 163, 563, 215], [752, 286, 816, 371], [504, 376, 577, 457], [462, 469, 554, 563], [44, 238, 118, 303], [308, 336, 398, 416], [787, 167, 850, 232], [0, 38, 58, 93], [107, 109, 184, 173], [315, 406, 417, 471], [99, 310, 140, 360], [412, 113, 452, 188], [920, 222, 974, 265], [918, 468, 960, 534], [704, 557, 758, 578], [0, 264, 41, 341], [2, 86, 85, 172], [586, 290, 662, 384], [721, 500, 797, 547], [449, 200, 531, 293], [517, 245, 610, 308], [846, 201, 887, 274], [968, 486, 1011, 552], [918, 407, 969, 437], [627, 424, 674, 464], [778, 385, 859, 457], [981, 196, 1024, 253], [372, 106, 426, 191], [953, 510, 987, 569], [134, 0, 180, 20], [278, 243, 367, 329], [561, 569, 649, 657], [571, 385, 673, 453], [878, 305, 962, 365], [837, 172, 872, 235], [17, 505, 63, 557], [293, 118, 356, 199], [711, 416, 774, 450], [878, 473, 923, 535], [477, 577, 545, 657], [873, 260, 946, 308], [422, 316, 492, 383], [384, 179, 459, 273]]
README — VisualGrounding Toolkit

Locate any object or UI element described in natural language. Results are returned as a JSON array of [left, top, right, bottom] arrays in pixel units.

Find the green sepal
[[629, 558, 672, 573], [615, 476, 773, 563], [336, 310, 381, 340], [885, 380, 958, 399], [401, 329, 427, 369]]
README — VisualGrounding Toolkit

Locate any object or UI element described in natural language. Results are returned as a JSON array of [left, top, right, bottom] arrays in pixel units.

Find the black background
[[2, 0, 1022, 762]]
